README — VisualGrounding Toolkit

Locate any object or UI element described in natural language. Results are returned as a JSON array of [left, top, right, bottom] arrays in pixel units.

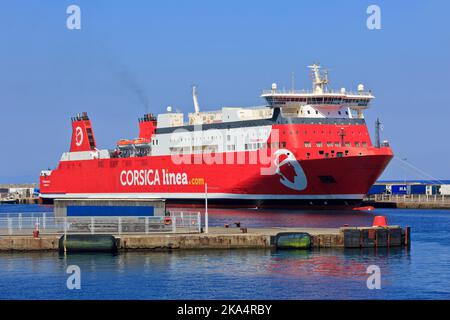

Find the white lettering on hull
[[120, 169, 188, 186]]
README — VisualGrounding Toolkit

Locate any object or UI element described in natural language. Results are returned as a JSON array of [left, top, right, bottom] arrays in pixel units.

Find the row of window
[[300, 110, 349, 116], [171, 135, 226, 143], [282, 130, 366, 136], [306, 150, 350, 159], [304, 141, 368, 148], [267, 97, 369, 105], [244, 142, 287, 151], [169, 145, 219, 154]]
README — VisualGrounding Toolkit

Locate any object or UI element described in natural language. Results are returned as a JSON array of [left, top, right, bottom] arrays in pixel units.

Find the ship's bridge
[[261, 64, 374, 119]]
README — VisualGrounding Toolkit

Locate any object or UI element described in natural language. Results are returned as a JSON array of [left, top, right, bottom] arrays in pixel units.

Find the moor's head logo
[[75, 127, 83, 147], [273, 149, 307, 191]]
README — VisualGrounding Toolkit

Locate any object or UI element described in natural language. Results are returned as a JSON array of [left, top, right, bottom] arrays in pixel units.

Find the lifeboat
[[133, 138, 150, 145], [117, 139, 135, 147], [117, 138, 151, 147]]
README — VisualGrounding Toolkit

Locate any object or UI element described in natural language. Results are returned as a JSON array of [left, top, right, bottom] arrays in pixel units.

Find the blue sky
[[0, 0, 449, 183]]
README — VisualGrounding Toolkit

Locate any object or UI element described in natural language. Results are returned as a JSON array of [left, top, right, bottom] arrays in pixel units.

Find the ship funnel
[[192, 85, 200, 114], [70, 112, 96, 152], [138, 113, 156, 140]]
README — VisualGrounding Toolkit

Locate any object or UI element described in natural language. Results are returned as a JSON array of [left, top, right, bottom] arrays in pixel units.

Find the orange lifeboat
[[117, 139, 135, 146], [117, 138, 150, 146], [133, 138, 150, 145]]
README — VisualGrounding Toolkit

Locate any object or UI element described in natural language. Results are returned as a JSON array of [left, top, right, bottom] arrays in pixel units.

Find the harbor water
[[1, 205, 450, 299]]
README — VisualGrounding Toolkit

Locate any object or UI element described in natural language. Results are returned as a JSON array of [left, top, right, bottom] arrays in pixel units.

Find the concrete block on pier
[[341, 226, 406, 248]]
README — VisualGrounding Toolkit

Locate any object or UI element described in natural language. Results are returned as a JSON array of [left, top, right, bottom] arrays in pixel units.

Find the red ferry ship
[[39, 64, 393, 208]]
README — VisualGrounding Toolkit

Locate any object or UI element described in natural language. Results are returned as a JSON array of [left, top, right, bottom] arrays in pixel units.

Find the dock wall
[[0, 226, 409, 252], [119, 234, 271, 250]]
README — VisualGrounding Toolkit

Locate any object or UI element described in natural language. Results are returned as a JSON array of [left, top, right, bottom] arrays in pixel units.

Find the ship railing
[[0, 212, 201, 236], [261, 89, 373, 96]]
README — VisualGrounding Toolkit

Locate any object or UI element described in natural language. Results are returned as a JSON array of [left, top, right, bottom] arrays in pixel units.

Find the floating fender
[[58, 234, 118, 253], [274, 232, 311, 250]]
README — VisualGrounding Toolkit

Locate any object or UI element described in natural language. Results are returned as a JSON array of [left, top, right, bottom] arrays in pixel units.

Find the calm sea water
[[1, 204, 450, 300]]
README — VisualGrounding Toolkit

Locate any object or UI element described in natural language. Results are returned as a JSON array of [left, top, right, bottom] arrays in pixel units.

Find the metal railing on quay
[[0, 212, 201, 236], [367, 194, 450, 204]]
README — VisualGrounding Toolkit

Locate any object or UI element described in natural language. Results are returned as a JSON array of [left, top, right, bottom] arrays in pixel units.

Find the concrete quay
[[0, 226, 409, 252]]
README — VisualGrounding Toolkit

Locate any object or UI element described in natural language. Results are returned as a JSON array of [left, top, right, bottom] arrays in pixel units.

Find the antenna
[[291, 72, 295, 92], [307, 63, 328, 94], [323, 69, 329, 84], [192, 85, 200, 114], [375, 118, 381, 148]]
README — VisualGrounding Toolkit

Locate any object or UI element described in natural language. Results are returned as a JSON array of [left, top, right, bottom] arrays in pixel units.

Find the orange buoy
[[163, 217, 172, 225], [373, 215, 388, 227]]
